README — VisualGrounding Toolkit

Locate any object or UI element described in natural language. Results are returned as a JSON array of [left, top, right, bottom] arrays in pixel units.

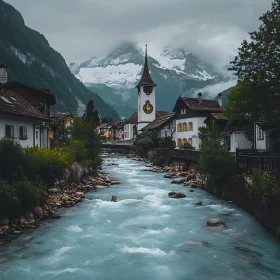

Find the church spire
[[136, 44, 157, 88]]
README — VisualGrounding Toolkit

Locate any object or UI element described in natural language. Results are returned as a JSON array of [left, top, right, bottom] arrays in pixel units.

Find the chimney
[[0, 64, 8, 84], [218, 93, 223, 107], [198, 92, 202, 104]]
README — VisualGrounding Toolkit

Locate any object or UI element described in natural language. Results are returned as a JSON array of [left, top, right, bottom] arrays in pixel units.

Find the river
[[1, 156, 280, 280]]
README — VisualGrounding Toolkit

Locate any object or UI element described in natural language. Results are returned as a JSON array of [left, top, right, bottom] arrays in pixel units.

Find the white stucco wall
[[175, 117, 205, 150], [137, 86, 156, 131], [0, 115, 49, 148], [255, 124, 267, 150], [230, 131, 252, 152], [124, 124, 135, 140]]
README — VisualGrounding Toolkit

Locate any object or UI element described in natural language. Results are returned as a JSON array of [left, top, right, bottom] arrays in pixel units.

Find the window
[[188, 138, 192, 145], [184, 109, 187, 114], [5, 125, 14, 137], [177, 124, 180, 132], [183, 123, 186, 131], [19, 126, 27, 140], [189, 122, 193, 131], [181, 109, 183, 115], [36, 131, 39, 139], [257, 126, 264, 139]]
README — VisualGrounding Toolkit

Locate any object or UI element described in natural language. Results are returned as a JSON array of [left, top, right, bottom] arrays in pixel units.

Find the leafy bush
[[249, 170, 280, 205], [179, 142, 195, 150], [0, 178, 47, 218], [197, 123, 235, 187], [0, 138, 24, 183], [152, 156, 171, 167], [24, 147, 72, 186]]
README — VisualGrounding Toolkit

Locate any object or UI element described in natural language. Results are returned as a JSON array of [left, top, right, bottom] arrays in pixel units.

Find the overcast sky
[[6, 0, 273, 71]]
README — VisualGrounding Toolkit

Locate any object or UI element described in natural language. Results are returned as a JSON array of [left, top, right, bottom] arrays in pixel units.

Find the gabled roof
[[2, 81, 56, 105], [141, 112, 175, 131], [136, 44, 157, 88], [175, 96, 223, 112], [125, 111, 170, 125], [0, 88, 49, 120], [204, 113, 226, 123]]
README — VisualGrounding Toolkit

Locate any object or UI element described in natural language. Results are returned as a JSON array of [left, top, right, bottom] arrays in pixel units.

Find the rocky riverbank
[[0, 172, 119, 238]]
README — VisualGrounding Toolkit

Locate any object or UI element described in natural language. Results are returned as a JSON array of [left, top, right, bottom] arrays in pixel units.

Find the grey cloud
[[5, 0, 273, 71]]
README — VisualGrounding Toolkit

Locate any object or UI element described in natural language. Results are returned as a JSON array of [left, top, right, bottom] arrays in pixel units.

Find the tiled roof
[[181, 96, 223, 112], [210, 113, 226, 120], [125, 111, 170, 124], [0, 88, 48, 120], [50, 112, 72, 126], [3, 81, 56, 105], [142, 112, 175, 130]]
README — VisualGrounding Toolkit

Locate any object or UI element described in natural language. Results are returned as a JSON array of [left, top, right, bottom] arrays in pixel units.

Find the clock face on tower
[[143, 100, 154, 114], [143, 86, 153, 95]]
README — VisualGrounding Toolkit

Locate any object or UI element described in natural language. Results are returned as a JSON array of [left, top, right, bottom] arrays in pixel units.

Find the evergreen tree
[[227, 0, 280, 124], [83, 100, 100, 125]]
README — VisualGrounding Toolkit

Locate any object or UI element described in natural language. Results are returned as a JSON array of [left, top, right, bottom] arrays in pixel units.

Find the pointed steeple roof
[[136, 44, 157, 88]]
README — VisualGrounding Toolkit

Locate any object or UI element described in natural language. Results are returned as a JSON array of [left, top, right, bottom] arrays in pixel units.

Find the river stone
[[189, 190, 194, 192], [168, 192, 186, 199], [25, 211, 34, 220], [207, 218, 225, 227], [12, 230, 23, 235], [195, 201, 203, 206], [51, 211, 61, 219], [0, 218, 9, 226], [33, 206, 43, 218], [61, 195, 69, 202], [48, 188, 59, 194], [95, 185, 108, 189], [186, 174, 196, 181], [110, 181, 120, 185], [171, 178, 186, 184], [111, 196, 118, 202]]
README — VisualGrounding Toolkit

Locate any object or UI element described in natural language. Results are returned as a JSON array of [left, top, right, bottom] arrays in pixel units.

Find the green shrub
[[152, 156, 170, 167], [0, 182, 22, 218], [24, 147, 73, 186], [0, 138, 24, 183], [179, 142, 195, 150], [197, 123, 235, 187], [0, 178, 47, 218], [249, 170, 280, 205]]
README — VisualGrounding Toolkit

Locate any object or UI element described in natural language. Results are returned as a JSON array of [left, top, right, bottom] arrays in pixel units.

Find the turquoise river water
[[1, 156, 280, 280]]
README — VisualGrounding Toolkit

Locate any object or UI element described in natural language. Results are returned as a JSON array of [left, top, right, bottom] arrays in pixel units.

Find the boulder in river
[[207, 218, 225, 227], [195, 201, 204, 206], [111, 196, 118, 202], [110, 181, 120, 185], [168, 192, 186, 199], [171, 178, 186, 184], [33, 206, 43, 218]]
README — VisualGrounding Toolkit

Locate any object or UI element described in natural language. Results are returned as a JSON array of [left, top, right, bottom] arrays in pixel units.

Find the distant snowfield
[[76, 63, 142, 88]]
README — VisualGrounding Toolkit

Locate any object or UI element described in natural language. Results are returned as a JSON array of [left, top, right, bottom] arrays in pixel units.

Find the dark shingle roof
[[0, 88, 48, 120], [181, 96, 223, 112], [142, 112, 175, 130], [125, 111, 170, 124]]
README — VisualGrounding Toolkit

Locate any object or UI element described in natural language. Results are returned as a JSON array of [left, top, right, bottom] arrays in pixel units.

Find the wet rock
[[110, 181, 120, 185], [19, 217, 26, 225], [2, 225, 9, 230], [195, 201, 204, 206], [108, 162, 119, 166], [186, 174, 196, 181], [64, 201, 73, 207], [0, 218, 9, 226], [207, 218, 225, 227], [42, 204, 49, 211], [61, 195, 69, 202], [24, 224, 36, 229], [33, 206, 43, 218], [76, 192, 85, 197], [171, 178, 186, 184], [95, 185, 108, 189], [25, 211, 34, 220], [48, 188, 59, 194], [50, 211, 61, 219], [111, 196, 118, 202], [189, 190, 195, 192], [168, 192, 186, 199]]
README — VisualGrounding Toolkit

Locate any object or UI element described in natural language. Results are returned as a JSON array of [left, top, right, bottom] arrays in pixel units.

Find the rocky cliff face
[[0, 0, 119, 119], [71, 42, 227, 117]]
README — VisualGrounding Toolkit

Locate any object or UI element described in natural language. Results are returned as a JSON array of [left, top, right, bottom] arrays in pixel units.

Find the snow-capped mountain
[[70, 42, 226, 117]]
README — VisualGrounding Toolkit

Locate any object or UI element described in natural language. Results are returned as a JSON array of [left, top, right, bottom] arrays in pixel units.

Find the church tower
[[136, 44, 157, 131]]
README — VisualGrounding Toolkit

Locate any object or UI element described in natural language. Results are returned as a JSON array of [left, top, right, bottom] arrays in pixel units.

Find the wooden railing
[[236, 150, 280, 178], [156, 148, 199, 162]]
